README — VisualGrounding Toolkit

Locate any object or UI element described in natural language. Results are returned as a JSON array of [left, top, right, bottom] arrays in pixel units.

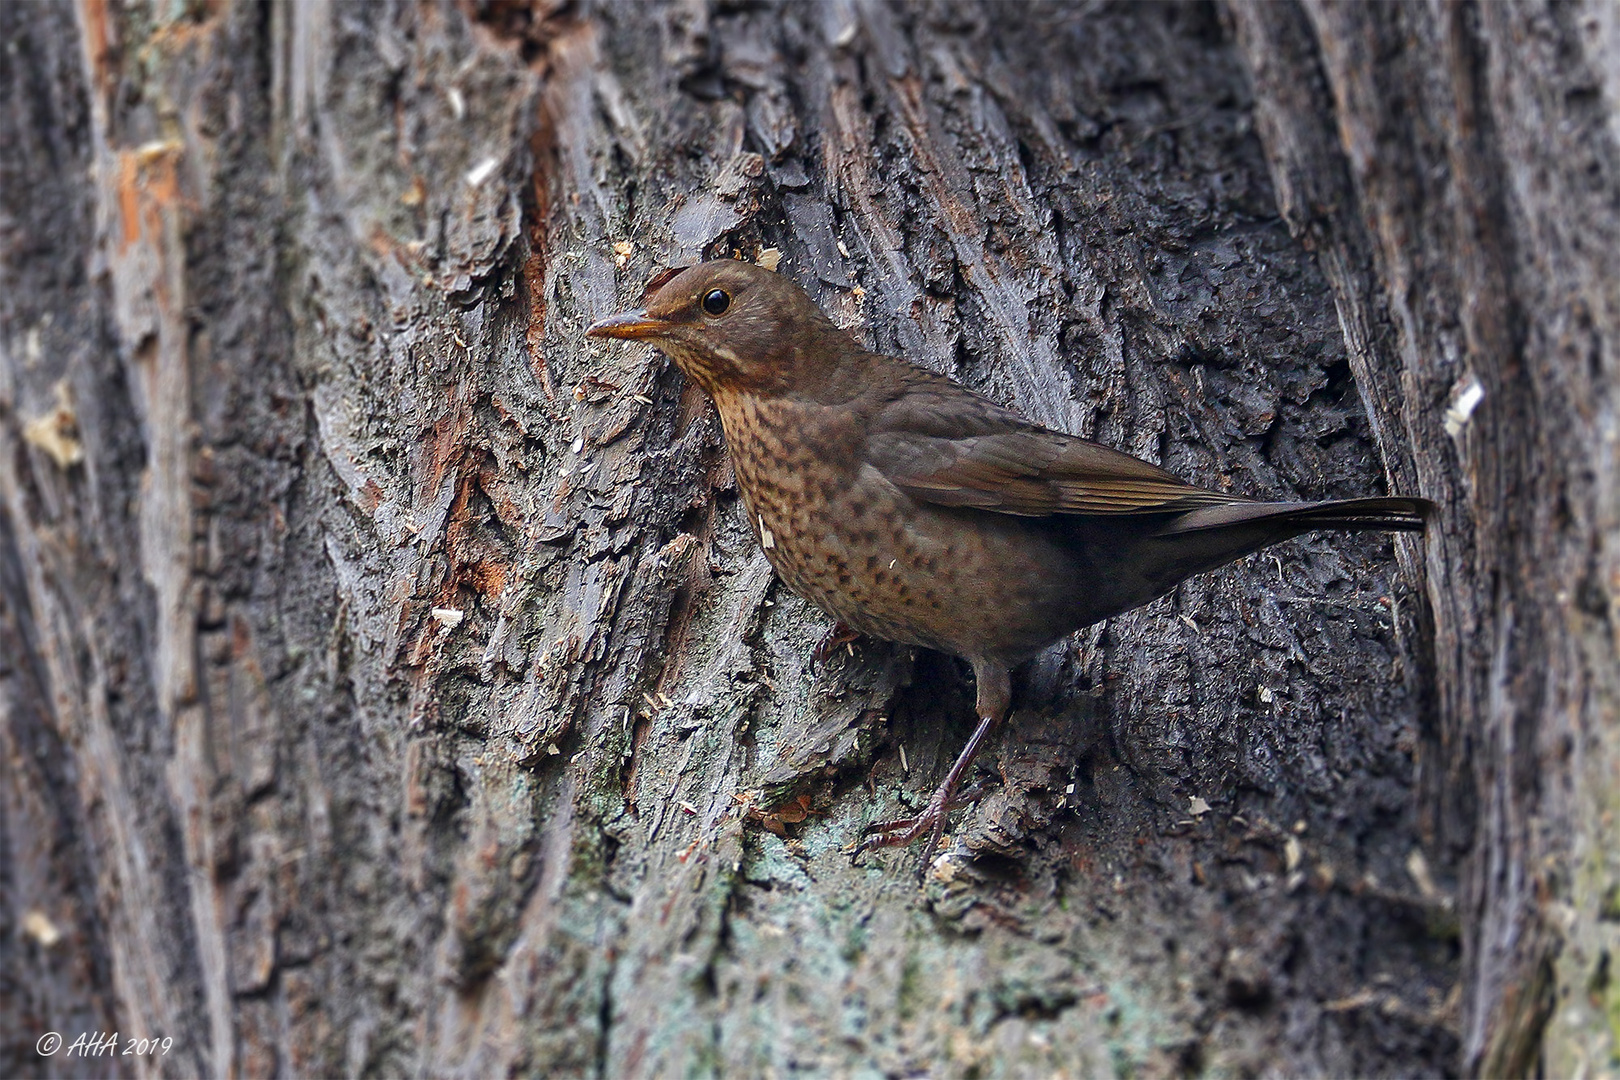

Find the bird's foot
[[812, 622, 862, 666], [856, 709, 1002, 870], [857, 783, 958, 865]]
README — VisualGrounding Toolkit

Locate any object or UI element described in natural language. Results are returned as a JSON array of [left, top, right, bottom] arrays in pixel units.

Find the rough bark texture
[[1227, 2, 1620, 1074], [0, 1, 1612, 1077]]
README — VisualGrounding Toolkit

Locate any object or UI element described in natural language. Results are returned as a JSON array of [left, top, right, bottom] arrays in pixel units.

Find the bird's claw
[[812, 623, 861, 666], [856, 794, 954, 866]]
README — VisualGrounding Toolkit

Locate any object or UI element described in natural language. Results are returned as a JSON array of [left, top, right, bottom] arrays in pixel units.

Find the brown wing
[[864, 368, 1240, 517]]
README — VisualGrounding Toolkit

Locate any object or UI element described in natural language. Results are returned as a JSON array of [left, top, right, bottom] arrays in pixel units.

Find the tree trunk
[[0, 1, 1611, 1077], [1227, 2, 1620, 1074]]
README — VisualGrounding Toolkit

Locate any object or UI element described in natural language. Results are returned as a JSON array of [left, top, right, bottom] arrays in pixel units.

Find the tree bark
[[0, 1, 1611, 1077], [1227, 2, 1620, 1073]]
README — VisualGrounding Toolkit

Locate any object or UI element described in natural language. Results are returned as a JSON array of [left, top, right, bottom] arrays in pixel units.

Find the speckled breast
[[714, 393, 1087, 661], [719, 396, 911, 639]]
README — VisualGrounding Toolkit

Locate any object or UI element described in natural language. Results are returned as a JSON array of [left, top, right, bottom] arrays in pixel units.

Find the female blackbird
[[588, 259, 1431, 860]]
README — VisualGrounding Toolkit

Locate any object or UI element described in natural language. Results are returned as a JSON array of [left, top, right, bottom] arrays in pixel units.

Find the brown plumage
[[588, 259, 1431, 860]]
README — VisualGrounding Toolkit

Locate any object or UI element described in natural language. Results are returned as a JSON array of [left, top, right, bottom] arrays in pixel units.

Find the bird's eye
[[702, 289, 731, 316]]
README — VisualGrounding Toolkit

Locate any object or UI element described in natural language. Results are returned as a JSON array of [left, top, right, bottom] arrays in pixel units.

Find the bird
[[587, 258, 1432, 862]]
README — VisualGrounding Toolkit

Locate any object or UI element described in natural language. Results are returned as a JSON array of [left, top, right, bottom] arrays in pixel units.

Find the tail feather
[[1061, 494, 1432, 624], [1134, 495, 1432, 590], [1154, 496, 1433, 537]]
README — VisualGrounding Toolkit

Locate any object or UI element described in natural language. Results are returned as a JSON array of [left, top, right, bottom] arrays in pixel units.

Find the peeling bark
[[2, 1, 1613, 1077]]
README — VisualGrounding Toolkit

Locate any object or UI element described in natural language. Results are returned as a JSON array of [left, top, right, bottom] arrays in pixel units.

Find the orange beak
[[586, 309, 672, 341]]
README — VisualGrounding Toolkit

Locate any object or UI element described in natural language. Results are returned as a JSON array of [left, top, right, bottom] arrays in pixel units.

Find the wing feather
[[864, 368, 1241, 518]]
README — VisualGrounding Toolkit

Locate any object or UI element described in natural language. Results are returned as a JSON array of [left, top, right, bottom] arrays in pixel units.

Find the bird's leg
[[812, 622, 862, 666], [860, 660, 1011, 863]]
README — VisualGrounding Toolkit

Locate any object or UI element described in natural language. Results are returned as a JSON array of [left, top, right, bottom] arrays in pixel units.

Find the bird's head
[[587, 259, 850, 397]]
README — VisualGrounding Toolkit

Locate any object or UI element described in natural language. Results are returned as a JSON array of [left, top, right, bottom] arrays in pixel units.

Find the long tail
[[1154, 496, 1433, 537], [1131, 495, 1432, 591]]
